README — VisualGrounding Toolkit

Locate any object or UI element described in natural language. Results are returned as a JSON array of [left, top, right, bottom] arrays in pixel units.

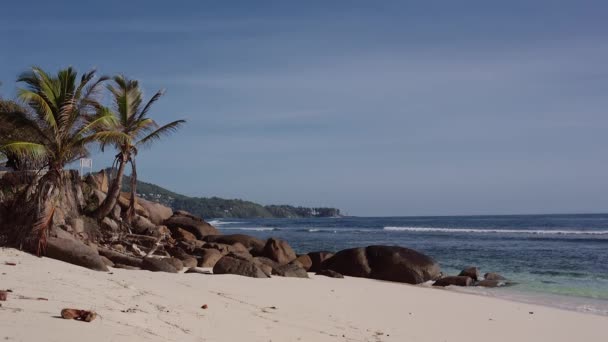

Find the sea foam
[[383, 227, 608, 235]]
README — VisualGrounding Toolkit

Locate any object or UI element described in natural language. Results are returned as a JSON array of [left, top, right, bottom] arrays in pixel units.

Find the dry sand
[[0, 248, 605, 342]]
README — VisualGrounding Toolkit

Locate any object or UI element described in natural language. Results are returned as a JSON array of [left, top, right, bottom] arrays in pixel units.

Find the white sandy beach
[[0, 248, 605, 342]]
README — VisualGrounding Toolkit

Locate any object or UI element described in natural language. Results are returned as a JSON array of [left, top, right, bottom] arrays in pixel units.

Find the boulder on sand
[[45, 237, 109, 271], [459, 266, 480, 281], [198, 249, 223, 268], [307, 251, 334, 272], [316, 269, 344, 278], [321, 245, 441, 284], [293, 254, 313, 271], [98, 247, 143, 268], [141, 257, 178, 273], [213, 253, 269, 278], [164, 211, 220, 239], [166, 258, 184, 271], [433, 276, 473, 287], [262, 238, 296, 265], [273, 263, 309, 278]]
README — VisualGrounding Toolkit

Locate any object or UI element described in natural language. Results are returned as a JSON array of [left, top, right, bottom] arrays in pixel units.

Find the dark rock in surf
[[433, 276, 473, 287], [484, 272, 506, 281], [459, 266, 480, 281]]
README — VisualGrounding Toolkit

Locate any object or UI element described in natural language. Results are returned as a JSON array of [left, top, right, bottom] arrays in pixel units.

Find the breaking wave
[[383, 227, 608, 235]]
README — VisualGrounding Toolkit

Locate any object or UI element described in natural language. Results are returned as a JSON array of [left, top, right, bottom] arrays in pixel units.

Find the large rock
[[213, 253, 269, 278], [459, 266, 480, 281], [263, 238, 297, 265], [164, 211, 220, 239], [484, 272, 506, 281], [118, 192, 148, 217], [45, 237, 108, 271], [101, 217, 120, 232], [308, 251, 334, 272], [476, 279, 503, 287], [203, 234, 266, 252], [165, 258, 184, 271], [98, 247, 143, 268], [181, 256, 198, 269], [273, 263, 309, 278], [433, 276, 473, 287], [141, 257, 178, 273], [294, 254, 313, 271], [132, 215, 157, 235], [174, 227, 197, 242], [321, 245, 441, 284], [138, 198, 173, 225], [198, 249, 223, 267], [88, 169, 110, 193], [316, 269, 344, 278]]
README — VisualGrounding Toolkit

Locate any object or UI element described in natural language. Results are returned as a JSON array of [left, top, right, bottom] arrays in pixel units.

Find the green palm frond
[[0, 141, 48, 162], [17, 89, 57, 131], [137, 120, 186, 148]]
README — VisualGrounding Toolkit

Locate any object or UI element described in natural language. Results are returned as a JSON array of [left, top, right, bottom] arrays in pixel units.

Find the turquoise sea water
[[209, 214, 608, 314]]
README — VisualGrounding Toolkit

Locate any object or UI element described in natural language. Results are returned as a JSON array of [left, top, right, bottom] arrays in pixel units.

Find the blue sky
[[1, 1, 607, 216]]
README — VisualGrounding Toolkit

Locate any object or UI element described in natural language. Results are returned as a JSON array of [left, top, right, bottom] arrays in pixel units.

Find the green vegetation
[[120, 174, 341, 219], [0, 67, 115, 252], [95, 75, 185, 222]]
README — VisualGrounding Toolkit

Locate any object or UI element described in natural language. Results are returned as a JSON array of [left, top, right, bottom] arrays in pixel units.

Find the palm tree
[[0, 66, 114, 252], [96, 75, 185, 224]]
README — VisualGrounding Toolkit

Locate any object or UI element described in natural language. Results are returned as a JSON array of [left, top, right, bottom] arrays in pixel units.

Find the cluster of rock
[[5, 170, 509, 290], [432, 266, 509, 288]]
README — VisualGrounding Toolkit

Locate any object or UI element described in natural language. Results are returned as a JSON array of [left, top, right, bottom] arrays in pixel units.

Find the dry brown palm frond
[[33, 205, 55, 256]]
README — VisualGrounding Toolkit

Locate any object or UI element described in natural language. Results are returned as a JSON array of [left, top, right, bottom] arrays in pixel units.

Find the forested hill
[[120, 174, 341, 219]]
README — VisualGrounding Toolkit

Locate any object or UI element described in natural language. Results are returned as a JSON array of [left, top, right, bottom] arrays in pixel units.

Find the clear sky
[[1, 1, 607, 216]]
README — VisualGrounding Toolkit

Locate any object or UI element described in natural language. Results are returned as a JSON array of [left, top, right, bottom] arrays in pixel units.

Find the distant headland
[[119, 171, 342, 219]]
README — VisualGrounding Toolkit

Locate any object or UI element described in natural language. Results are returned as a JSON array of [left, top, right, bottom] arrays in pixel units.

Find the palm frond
[[0, 141, 48, 161], [17, 89, 57, 131], [136, 89, 164, 122], [136, 120, 186, 148]]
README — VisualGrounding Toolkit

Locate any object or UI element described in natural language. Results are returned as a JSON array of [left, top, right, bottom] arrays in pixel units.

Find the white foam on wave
[[383, 227, 608, 235], [208, 220, 244, 226], [217, 227, 278, 232]]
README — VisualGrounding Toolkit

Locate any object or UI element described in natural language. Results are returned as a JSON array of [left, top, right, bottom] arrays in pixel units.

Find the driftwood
[[131, 244, 146, 257], [145, 234, 166, 257]]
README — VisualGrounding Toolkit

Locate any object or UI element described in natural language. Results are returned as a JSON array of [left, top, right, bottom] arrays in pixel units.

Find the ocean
[[209, 214, 608, 315]]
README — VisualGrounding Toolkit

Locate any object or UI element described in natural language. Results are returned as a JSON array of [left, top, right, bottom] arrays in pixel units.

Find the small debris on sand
[[4, 262, 16, 266], [0, 291, 7, 301], [60, 309, 97, 322], [201, 304, 208, 309]]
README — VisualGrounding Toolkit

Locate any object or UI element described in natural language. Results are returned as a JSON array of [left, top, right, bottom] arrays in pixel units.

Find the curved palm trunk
[[96, 154, 128, 220], [126, 158, 137, 225]]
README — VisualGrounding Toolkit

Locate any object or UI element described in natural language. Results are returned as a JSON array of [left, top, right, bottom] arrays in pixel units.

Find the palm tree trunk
[[126, 158, 137, 224], [96, 154, 128, 220]]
